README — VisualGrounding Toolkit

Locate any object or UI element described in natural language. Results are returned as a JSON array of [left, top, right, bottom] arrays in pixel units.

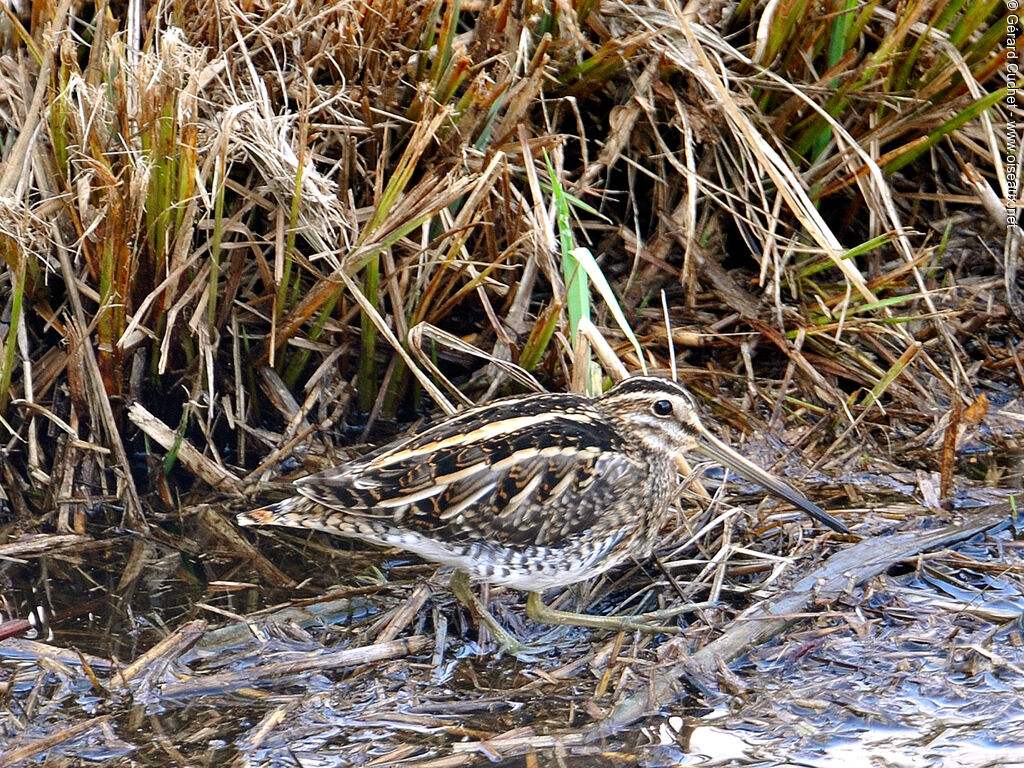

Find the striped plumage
[[238, 376, 845, 644]]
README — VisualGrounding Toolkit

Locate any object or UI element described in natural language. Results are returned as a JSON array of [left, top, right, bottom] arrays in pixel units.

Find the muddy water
[[651, 521, 1024, 767], [1, 460, 1022, 767]]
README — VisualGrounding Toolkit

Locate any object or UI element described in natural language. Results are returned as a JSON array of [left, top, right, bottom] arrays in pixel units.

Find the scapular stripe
[[373, 411, 598, 466]]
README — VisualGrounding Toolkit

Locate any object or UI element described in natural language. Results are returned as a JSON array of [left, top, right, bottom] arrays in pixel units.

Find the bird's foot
[[449, 569, 528, 656]]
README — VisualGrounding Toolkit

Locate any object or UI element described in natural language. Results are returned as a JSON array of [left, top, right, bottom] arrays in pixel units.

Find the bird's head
[[597, 376, 847, 533]]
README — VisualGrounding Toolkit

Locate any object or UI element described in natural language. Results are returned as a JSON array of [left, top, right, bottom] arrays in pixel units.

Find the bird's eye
[[652, 399, 673, 417]]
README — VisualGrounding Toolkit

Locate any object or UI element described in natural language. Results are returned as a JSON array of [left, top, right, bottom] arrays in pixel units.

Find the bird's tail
[[236, 496, 320, 529]]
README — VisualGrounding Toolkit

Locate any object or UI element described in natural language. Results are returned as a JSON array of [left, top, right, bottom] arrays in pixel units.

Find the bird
[[237, 376, 847, 651]]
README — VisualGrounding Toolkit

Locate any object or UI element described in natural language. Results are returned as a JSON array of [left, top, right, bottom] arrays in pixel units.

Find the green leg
[[525, 591, 689, 634], [449, 569, 524, 654]]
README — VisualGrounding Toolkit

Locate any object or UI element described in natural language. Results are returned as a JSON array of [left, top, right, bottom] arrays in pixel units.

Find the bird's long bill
[[691, 426, 849, 534]]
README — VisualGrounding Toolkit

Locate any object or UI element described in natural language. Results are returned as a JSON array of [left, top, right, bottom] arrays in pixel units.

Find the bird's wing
[[294, 397, 650, 548]]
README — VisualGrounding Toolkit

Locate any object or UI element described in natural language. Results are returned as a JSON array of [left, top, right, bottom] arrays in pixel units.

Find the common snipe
[[238, 376, 846, 650]]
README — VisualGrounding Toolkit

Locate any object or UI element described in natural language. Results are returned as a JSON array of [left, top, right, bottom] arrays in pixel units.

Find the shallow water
[[1, 458, 1022, 766]]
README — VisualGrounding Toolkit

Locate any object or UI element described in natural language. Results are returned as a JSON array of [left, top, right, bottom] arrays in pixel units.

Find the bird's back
[[240, 391, 671, 590]]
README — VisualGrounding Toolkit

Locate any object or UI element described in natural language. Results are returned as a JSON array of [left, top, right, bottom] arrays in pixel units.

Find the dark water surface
[[2, 455, 1022, 767]]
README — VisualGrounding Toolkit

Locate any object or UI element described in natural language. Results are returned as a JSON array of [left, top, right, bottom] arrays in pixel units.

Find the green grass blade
[[884, 88, 1007, 174]]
